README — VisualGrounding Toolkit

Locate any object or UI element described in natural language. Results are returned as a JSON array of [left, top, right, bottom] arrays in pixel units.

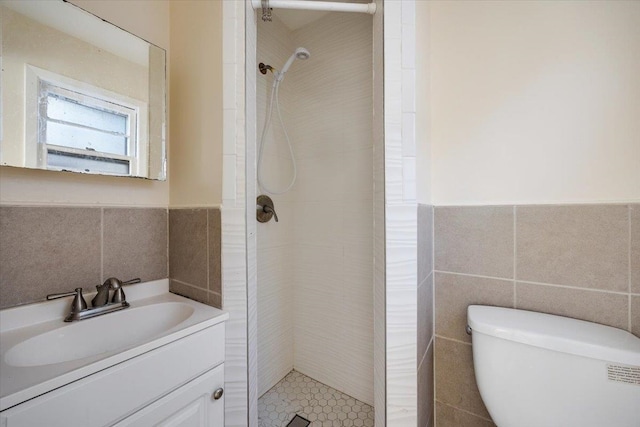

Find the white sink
[[0, 279, 228, 411], [4, 302, 195, 367]]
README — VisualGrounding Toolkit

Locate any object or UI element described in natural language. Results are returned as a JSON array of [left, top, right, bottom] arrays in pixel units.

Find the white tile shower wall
[[385, 0, 419, 426], [256, 9, 375, 405], [246, 1, 259, 425], [222, 0, 250, 425], [256, 15, 296, 398], [372, 1, 386, 425], [288, 12, 374, 406]]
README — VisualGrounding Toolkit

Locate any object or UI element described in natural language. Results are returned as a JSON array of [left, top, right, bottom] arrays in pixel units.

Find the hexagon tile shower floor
[[258, 370, 374, 427]]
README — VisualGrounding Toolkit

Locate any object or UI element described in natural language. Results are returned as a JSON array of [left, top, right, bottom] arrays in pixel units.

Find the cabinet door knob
[[213, 388, 224, 400]]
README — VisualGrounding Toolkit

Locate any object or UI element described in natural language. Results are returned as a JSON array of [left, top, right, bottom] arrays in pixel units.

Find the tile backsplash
[[0, 206, 167, 309], [430, 203, 639, 426], [0, 205, 223, 310]]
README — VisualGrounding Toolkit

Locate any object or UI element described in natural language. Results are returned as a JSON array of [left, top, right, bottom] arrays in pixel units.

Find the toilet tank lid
[[467, 305, 640, 366]]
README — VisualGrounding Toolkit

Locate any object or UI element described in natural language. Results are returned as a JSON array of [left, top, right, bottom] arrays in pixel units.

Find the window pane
[[47, 94, 128, 135], [47, 151, 130, 175], [46, 121, 128, 155]]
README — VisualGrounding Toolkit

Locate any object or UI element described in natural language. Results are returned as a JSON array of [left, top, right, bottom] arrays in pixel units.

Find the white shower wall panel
[[257, 12, 373, 406], [257, 246, 293, 396], [256, 16, 296, 398], [290, 13, 374, 406]]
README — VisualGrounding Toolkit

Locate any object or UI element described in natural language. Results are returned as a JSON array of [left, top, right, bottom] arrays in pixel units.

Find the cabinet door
[[114, 364, 224, 427]]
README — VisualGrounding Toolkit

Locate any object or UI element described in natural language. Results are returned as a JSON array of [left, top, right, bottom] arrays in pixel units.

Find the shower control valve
[[257, 195, 278, 223]]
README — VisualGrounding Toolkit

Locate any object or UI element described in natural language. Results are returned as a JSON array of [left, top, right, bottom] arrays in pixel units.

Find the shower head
[[276, 47, 311, 82], [295, 47, 310, 60]]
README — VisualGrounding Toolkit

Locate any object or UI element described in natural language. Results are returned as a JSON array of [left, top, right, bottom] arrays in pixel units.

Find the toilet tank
[[467, 305, 640, 427]]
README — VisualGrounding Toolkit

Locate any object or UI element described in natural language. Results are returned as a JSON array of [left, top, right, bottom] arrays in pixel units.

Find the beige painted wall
[[168, 0, 223, 207], [0, 0, 170, 207], [423, 0, 640, 205]]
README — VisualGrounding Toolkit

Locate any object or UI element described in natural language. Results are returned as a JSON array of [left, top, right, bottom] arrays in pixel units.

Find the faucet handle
[[47, 288, 87, 313], [110, 277, 141, 304]]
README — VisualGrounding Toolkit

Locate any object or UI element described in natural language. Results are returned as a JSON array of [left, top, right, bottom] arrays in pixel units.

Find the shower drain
[[286, 414, 311, 427]]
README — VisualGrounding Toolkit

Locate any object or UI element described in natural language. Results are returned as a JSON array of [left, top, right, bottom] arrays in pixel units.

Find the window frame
[[25, 65, 148, 176]]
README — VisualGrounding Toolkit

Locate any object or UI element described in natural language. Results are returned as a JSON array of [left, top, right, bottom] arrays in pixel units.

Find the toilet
[[467, 305, 640, 427]]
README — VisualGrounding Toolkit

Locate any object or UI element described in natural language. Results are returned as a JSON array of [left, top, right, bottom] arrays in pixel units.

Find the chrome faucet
[[48, 277, 141, 322]]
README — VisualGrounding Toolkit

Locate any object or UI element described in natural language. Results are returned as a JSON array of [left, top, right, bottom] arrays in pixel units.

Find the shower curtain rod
[[251, 0, 377, 15]]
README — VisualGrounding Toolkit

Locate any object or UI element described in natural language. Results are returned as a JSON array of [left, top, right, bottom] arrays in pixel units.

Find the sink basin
[[4, 302, 194, 367], [0, 279, 228, 411]]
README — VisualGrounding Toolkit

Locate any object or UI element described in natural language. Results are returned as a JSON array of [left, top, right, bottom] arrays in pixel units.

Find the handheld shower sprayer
[[257, 47, 311, 195], [276, 47, 311, 82]]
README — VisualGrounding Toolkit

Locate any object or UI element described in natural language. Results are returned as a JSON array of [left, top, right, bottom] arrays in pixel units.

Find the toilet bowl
[[467, 305, 640, 427]]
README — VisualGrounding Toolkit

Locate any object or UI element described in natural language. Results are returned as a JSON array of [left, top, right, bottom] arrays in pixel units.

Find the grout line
[[629, 205, 632, 332], [435, 400, 495, 423], [516, 280, 631, 296], [435, 334, 471, 346], [166, 208, 170, 278], [170, 278, 208, 292], [513, 205, 517, 308], [629, 295, 632, 333], [100, 207, 104, 282], [206, 209, 211, 305], [431, 205, 436, 426], [434, 270, 513, 282], [417, 342, 429, 372], [418, 272, 432, 289], [435, 270, 631, 296]]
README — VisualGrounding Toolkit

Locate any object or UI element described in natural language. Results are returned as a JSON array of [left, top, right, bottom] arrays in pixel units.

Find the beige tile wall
[[418, 204, 434, 427], [0, 206, 167, 308], [432, 203, 639, 425], [0, 205, 223, 310], [168, 208, 222, 308]]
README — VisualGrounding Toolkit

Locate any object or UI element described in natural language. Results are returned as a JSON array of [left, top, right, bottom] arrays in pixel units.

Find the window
[[25, 66, 148, 176]]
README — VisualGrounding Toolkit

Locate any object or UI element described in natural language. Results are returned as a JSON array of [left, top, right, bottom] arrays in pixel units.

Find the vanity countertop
[[0, 279, 228, 411]]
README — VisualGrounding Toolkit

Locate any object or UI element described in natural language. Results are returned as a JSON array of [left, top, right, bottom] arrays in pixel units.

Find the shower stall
[[255, 7, 375, 425], [221, 0, 420, 425]]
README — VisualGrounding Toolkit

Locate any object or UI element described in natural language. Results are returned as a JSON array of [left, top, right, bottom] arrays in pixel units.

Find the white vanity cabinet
[[0, 281, 228, 427], [1, 324, 225, 427]]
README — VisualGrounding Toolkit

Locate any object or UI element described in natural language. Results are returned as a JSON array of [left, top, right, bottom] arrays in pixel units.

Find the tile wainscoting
[[169, 208, 222, 308], [429, 203, 639, 426], [417, 204, 434, 427]]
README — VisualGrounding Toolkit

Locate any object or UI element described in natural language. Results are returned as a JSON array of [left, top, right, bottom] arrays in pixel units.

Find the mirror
[[0, 0, 166, 180]]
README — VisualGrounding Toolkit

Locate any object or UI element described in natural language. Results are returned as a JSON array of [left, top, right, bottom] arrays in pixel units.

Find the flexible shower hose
[[257, 77, 297, 195]]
